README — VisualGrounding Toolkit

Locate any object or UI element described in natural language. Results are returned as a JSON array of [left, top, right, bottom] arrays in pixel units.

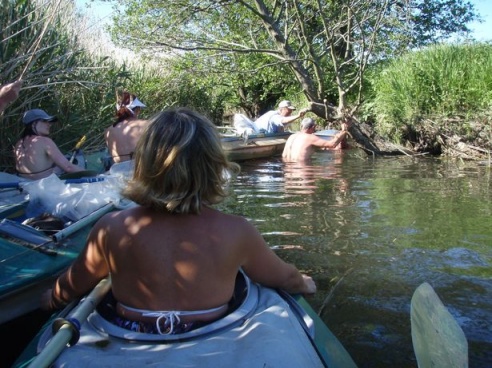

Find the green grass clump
[[369, 43, 492, 142]]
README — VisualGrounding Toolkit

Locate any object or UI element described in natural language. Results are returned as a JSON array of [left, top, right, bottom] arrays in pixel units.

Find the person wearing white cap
[[282, 117, 350, 162], [104, 91, 148, 168], [254, 100, 310, 134], [14, 109, 84, 180]]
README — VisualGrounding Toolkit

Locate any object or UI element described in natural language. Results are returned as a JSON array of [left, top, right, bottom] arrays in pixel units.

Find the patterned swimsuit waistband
[[116, 302, 229, 335]]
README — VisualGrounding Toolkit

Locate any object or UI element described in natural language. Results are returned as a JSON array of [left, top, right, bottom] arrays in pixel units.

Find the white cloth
[[233, 114, 259, 135]]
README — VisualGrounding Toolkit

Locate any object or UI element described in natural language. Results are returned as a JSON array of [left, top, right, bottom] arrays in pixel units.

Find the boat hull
[[14, 275, 357, 368], [0, 202, 115, 325], [221, 132, 291, 162]]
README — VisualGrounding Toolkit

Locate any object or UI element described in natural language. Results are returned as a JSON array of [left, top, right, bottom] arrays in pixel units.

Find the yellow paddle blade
[[74, 135, 87, 150]]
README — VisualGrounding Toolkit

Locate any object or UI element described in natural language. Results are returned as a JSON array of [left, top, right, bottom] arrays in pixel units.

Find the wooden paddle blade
[[411, 282, 468, 368], [75, 135, 86, 150]]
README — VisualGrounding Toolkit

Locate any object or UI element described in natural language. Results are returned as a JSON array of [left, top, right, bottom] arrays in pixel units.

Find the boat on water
[[11, 279, 466, 368], [0, 197, 115, 325], [221, 131, 292, 162], [14, 272, 357, 368], [0, 166, 132, 325], [220, 112, 349, 162], [219, 127, 348, 162]]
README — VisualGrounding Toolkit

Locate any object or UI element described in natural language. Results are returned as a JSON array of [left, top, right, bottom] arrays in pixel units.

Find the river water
[[4, 148, 491, 367], [216, 148, 492, 368]]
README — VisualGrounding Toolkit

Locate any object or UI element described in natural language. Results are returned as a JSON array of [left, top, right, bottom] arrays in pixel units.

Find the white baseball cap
[[278, 100, 296, 110], [128, 97, 146, 110]]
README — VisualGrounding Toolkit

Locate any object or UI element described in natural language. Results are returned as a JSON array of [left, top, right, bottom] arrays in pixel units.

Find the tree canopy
[[110, 0, 478, 119]]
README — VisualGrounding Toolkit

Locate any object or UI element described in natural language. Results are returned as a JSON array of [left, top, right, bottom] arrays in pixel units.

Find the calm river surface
[[217, 148, 492, 368], [4, 148, 491, 368]]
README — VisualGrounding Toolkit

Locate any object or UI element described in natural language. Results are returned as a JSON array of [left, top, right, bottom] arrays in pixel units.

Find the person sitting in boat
[[254, 100, 310, 133], [282, 117, 350, 162], [0, 80, 22, 113], [41, 107, 316, 335], [104, 91, 148, 170], [14, 109, 84, 180]]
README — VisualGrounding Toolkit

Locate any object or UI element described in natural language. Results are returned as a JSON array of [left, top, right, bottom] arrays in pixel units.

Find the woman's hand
[[301, 274, 317, 294]]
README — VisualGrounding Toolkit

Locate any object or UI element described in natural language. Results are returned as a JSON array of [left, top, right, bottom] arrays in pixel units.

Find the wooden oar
[[411, 282, 468, 368], [28, 277, 112, 368]]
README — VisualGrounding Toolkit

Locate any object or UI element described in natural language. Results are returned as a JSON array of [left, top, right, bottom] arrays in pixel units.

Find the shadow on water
[[219, 149, 492, 368]]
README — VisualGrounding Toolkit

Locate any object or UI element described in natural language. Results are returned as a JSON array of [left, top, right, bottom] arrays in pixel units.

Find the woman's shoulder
[[205, 207, 253, 229], [31, 135, 54, 143]]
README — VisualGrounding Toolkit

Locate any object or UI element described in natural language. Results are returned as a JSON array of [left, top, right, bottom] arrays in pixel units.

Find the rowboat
[[14, 274, 357, 368], [221, 131, 292, 162]]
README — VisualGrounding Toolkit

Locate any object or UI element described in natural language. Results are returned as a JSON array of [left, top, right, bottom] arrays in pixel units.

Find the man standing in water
[[282, 117, 350, 162]]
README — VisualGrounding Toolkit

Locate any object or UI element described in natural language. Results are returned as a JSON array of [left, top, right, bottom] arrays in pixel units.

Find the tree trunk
[[307, 100, 405, 156]]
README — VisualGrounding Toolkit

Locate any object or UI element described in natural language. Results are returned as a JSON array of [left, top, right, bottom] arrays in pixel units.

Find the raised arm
[[280, 108, 310, 126], [0, 80, 22, 112], [312, 121, 350, 149]]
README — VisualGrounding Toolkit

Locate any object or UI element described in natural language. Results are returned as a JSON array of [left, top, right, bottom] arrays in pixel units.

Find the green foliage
[[367, 43, 492, 141], [0, 0, 138, 171], [108, 0, 479, 115]]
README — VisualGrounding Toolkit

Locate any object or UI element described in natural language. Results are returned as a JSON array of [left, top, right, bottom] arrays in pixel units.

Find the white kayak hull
[[18, 274, 357, 368]]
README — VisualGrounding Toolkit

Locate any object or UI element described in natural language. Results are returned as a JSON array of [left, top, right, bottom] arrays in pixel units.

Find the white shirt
[[254, 110, 283, 133]]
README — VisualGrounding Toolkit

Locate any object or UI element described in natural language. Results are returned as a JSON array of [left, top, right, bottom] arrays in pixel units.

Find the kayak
[[14, 273, 358, 368], [0, 167, 132, 324], [0, 200, 115, 325]]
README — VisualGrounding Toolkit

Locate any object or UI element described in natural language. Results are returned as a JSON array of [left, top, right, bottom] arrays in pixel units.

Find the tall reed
[[369, 43, 492, 141], [0, 0, 132, 171]]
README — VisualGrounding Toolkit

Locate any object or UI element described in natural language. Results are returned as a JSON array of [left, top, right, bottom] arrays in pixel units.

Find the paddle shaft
[[69, 136, 87, 164], [28, 278, 112, 368], [52, 202, 114, 243]]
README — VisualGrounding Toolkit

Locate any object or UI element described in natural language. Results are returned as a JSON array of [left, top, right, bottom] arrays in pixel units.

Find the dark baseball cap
[[22, 109, 58, 125]]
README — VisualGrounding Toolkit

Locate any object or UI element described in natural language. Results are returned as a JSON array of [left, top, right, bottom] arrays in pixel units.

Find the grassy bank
[[367, 43, 492, 154]]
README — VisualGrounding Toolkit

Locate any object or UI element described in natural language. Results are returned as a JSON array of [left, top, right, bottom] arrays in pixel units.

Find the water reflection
[[220, 149, 492, 368]]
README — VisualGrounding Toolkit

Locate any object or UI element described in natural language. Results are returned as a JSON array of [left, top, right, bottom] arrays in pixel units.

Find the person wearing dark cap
[[104, 91, 148, 169], [254, 100, 310, 133], [14, 109, 84, 180], [282, 117, 350, 162]]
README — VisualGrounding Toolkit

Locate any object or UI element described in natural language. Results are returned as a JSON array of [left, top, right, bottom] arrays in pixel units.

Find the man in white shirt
[[254, 100, 309, 133]]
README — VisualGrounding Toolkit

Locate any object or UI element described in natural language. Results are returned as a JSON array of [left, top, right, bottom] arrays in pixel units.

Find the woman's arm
[[44, 138, 84, 173], [238, 218, 316, 294], [41, 217, 111, 311]]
